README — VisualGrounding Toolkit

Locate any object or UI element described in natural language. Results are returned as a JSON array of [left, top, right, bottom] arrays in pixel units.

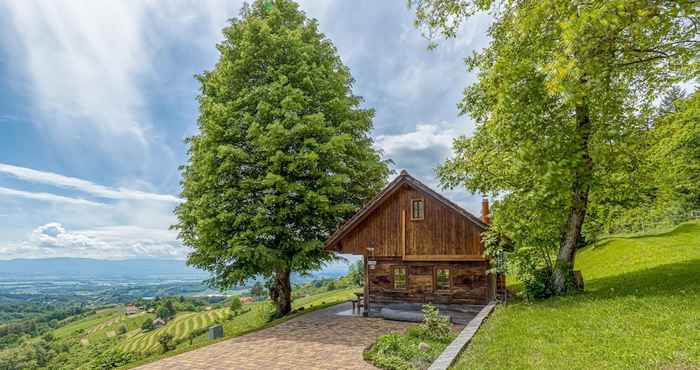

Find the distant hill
[[0, 257, 352, 281]]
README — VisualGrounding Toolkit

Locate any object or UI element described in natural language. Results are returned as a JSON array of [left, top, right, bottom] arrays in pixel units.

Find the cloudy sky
[[0, 1, 491, 260]]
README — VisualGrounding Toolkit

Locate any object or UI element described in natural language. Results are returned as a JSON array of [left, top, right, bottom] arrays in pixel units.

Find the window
[[435, 268, 450, 290], [411, 199, 425, 220], [393, 267, 407, 289]]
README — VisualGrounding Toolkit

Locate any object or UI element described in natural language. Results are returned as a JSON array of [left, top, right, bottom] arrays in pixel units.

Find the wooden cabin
[[325, 170, 504, 318]]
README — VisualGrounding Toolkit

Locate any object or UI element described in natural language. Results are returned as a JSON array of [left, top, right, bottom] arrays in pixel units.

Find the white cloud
[[0, 187, 105, 207], [375, 123, 457, 155], [0, 163, 181, 203], [21, 222, 188, 260]]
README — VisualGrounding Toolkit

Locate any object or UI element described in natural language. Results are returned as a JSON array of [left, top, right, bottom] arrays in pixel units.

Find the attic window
[[411, 199, 424, 220]]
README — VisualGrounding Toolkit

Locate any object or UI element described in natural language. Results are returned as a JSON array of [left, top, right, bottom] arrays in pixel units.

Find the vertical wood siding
[[339, 184, 484, 259]]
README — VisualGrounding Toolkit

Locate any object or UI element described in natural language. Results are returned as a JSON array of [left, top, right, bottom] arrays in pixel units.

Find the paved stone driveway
[[135, 302, 412, 370]]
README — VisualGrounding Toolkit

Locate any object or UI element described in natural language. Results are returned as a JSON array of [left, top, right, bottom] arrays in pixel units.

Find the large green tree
[[585, 90, 700, 237], [175, 0, 389, 316], [411, 0, 698, 293]]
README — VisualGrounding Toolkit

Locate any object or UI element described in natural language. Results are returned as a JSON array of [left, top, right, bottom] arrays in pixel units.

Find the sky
[[0, 1, 492, 261]]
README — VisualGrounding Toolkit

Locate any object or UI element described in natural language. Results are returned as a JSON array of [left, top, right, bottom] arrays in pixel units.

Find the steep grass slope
[[453, 220, 700, 370]]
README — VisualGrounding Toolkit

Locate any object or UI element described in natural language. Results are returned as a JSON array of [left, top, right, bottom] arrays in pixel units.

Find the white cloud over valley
[[0, 222, 186, 260]]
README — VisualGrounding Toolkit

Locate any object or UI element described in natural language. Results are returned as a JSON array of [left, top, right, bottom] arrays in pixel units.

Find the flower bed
[[364, 305, 457, 370]]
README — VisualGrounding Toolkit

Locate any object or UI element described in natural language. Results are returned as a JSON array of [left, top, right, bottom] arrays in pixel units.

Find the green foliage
[[521, 267, 555, 301], [585, 91, 700, 238], [174, 0, 389, 316], [117, 324, 128, 335], [365, 321, 455, 370], [347, 259, 364, 287], [92, 349, 137, 370], [0, 344, 35, 370], [158, 333, 174, 353], [229, 296, 243, 313], [369, 333, 418, 370], [411, 0, 699, 292], [157, 306, 173, 321], [141, 318, 154, 332], [453, 220, 700, 369], [0, 303, 88, 347], [416, 304, 452, 342]]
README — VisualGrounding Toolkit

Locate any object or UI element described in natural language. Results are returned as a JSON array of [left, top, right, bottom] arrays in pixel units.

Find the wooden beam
[[363, 248, 370, 316], [402, 255, 488, 262], [401, 209, 406, 258]]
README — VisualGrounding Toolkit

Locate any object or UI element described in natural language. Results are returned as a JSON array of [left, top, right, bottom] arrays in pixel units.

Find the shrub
[[365, 330, 444, 370], [367, 333, 415, 370], [368, 353, 413, 370], [157, 306, 174, 321], [141, 319, 154, 332], [417, 305, 452, 342], [117, 324, 128, 335], [521, 267, 555, 300], [229, 296, 242, 313], [158, 333, 173, 353], [92, 350, 137, 369]]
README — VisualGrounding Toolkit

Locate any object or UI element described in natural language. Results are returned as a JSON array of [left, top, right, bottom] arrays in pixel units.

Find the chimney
[[481, 195, 490, 224]]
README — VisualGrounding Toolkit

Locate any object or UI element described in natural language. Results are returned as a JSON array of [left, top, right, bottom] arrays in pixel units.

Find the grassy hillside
[[53, 308, 153, 344], [453, 220, 700, 370]]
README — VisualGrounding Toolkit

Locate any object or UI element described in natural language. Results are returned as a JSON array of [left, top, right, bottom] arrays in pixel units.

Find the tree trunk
[[273, 266, 292, 317], [552, 102, 593, 293]]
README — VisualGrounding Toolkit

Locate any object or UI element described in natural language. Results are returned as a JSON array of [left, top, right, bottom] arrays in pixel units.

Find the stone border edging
[[428, 302, 497, 370]]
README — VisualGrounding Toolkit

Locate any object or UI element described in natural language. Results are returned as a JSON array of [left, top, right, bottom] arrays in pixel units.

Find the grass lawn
[[452, 220, 700, 370]]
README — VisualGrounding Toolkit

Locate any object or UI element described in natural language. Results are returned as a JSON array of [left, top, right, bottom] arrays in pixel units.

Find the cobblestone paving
[[135, 302, 412, 370]]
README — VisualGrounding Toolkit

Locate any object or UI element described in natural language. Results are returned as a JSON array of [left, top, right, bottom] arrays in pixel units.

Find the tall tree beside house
[[410, 0, 699, 293], [174, 0, 389, 316]]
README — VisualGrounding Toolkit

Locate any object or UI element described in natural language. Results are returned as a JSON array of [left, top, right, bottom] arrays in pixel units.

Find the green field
[[53, 308, 154, 345], [453, 220, 700, 370], [118, 308, 230, 353]]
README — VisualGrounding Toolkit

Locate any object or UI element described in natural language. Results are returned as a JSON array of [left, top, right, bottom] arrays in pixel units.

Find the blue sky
[[0, 1, 491, 260]]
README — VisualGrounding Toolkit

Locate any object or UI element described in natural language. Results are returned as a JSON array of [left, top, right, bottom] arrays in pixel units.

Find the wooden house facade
[[325, 170, 504, 316]]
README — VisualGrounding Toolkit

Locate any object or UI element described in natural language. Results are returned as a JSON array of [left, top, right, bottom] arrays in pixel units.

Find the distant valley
[[0, 257, 351, 307], [0, 257, 350, 281], [0, 258, 207, 280]]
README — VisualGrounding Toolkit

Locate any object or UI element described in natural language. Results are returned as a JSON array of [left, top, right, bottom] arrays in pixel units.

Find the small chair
[[351, 298, 365, 315]]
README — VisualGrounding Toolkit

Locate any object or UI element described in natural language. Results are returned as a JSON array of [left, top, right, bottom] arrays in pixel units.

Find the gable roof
[[324, 170, 487, 251]]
